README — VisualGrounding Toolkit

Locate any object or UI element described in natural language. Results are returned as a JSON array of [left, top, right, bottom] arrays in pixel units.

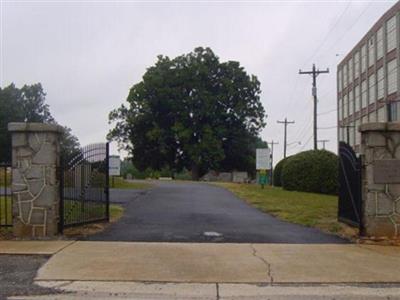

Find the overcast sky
[[1, 0, 397, 165]]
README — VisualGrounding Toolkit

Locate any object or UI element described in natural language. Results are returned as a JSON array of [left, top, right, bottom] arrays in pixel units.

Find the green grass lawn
[[110, 204, 124, 221], [0, 196, 12, 225], [0, 196, 122, 227], [0, 169, 11, 187], [62, 202, 123, 238], [214, 182, 355, 237], [109, 176, 152, 189]]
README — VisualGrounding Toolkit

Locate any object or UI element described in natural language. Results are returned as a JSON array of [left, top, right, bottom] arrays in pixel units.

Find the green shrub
[[273, 157, 291, 187], [281, 150, 338, 195], [174, 169, 192, 180]]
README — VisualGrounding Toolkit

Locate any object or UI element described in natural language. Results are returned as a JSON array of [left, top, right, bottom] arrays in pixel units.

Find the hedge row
[[275, 150, 338, 195], [272, 156, 290, 187]]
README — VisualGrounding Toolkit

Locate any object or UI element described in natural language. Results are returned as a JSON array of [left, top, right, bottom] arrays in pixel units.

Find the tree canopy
[[0, 83, 80, 162], [109, 47, 266, 179]]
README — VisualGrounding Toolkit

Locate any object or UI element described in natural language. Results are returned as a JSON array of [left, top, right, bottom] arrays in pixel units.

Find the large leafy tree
[[0, 83, 80, 162], [109, 47, 266, 180]]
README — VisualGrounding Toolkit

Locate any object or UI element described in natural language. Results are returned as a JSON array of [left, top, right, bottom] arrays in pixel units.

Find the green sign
[[258, 169, 268, 187], [259, 174, 267, 185]]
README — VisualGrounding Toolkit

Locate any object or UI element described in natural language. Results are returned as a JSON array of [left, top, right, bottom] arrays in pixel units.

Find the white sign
[[109, 156, 121, 176], [256, 148, 271, 170]]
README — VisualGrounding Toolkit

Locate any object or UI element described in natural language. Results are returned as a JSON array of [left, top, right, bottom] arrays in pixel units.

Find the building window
[[344, 94, 348, 118], [368, 37, 375, 67], [377, 67, 384, 99], [339, 127, 345, 142], [355, 119, 361, 146], [362, 115, 368, 124], [349, 90, 354, 116], [355, 85, 360, 113], [390, 102, 399, 121], [348, 58, 353, 82], [378, 106, 386, 122], [377, 27, 384, 59], [387, 59, 398, 95], [354, 51, 360, 79], [338, 96, 343, 121], [368, 74, 376, 104], [361, 44, 367, 73], [338, 69, 342, 91], [361, 80, 367, 108], [386, 15, 397, 53], [343, 64, 348, 87], [349, 122, 355, 146], [369, 111, 377, 122]]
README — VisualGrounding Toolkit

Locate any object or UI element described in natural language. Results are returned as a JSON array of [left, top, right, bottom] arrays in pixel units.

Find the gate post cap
[[8, 122, 63, 133]]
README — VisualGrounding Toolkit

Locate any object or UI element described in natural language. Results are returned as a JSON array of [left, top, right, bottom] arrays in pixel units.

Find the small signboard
[[109, 155, 121, 176], [256, 148, 271, 170]]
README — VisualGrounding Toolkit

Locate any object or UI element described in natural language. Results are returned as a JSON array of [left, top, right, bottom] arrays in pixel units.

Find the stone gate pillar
[[360, 122, 400, 239], [8, 122, 62, 238]]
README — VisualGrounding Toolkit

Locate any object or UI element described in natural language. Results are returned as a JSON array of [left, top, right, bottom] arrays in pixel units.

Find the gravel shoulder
[[0, 255, 58, 300]]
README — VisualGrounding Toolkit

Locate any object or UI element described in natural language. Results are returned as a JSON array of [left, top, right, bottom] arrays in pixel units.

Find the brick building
[[337, 1, 400, 152]]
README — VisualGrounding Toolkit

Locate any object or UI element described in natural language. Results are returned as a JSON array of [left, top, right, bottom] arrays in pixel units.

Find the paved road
[[87, 181, 346, 243], [0, 255, 57, 300]]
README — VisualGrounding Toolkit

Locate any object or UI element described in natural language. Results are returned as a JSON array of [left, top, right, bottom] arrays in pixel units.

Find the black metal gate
[[59, 143, 110, 232], [0, 162, 12, 228], [338, 141, 362, 228]]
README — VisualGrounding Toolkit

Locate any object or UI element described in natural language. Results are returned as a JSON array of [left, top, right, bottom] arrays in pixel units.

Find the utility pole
[[268, 140, 279, 186], [318, 139, 329, 149], [277, 118, 295, 158], [299, 64, 329, 150]]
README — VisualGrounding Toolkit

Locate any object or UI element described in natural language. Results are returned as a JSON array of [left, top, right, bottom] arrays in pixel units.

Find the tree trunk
[[191, 164, 200, 181]]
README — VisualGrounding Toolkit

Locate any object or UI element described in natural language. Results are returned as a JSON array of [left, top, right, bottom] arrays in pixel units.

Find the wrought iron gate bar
[[59, 143, 110, 233], [0, 162, 12, 227], [338, 142, 362, 229]]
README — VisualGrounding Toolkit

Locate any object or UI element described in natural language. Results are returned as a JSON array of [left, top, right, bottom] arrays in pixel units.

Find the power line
[[328, 2, 373, 55], [300, 135, 313, 151], [268, 140, 279, 186], [318, 139, 330, 149], [277, 118, 295, 159], [318, 125, 337, 130], [280, 2, 373, 156], [318, 108, 337, 116], [297, 120, 313, 142], [299, 64, 330, 150], [301, 1, 352, 68]]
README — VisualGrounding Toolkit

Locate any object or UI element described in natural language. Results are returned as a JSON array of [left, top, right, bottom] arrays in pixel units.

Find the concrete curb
[[0, 241, 75, 255]]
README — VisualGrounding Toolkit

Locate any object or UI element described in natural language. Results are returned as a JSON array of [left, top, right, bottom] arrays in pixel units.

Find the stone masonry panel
[[360, 123, 400, 238], [9, 123, 62, 239]]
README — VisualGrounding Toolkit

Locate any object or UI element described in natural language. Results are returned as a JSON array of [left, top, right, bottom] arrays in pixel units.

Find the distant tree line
[[0, 83, 80, 163], [109, 47, 267, 180]]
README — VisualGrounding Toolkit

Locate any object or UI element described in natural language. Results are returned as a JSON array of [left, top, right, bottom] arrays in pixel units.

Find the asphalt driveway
[[86, 181, 346, 243]]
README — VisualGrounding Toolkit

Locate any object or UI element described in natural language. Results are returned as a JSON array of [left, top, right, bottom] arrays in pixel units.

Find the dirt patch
[[63, 205, 124, 239], [0, 228, 13, 241]]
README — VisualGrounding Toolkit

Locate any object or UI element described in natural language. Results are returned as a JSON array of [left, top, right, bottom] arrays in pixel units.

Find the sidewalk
[[0, 240, 74, 255], [2, 241, 399, 284], [2, 241, 400, 299], [11, 281, 400, 300]]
